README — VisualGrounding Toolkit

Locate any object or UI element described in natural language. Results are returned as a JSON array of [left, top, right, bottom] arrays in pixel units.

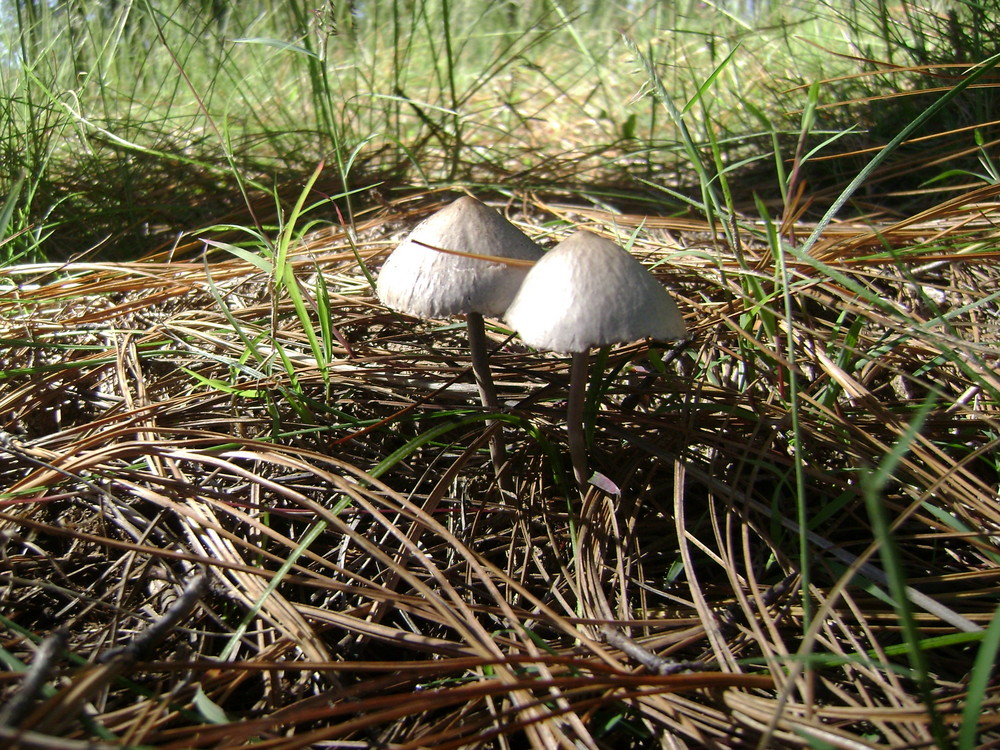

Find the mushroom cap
[[377, 196, 544, 319], [504, 230, 687, 353]]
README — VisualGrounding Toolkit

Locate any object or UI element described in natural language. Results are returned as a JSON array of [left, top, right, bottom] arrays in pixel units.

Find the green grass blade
[[959, 605, 1000, 750]]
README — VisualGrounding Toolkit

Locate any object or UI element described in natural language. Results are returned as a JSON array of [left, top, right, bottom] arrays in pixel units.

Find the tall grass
[[4, 0, 965, 263]]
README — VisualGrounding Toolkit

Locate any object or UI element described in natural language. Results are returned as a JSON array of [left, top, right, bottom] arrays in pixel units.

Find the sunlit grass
[[4, 0, 961, 261]]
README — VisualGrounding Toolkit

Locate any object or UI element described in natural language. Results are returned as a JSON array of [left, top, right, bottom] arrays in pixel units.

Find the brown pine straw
[[1, 189, 999, 748]]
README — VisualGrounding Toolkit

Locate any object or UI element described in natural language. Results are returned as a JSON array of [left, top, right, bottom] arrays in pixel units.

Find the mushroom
[[377, 196, 544, 494], [504, 229, 687, 490]]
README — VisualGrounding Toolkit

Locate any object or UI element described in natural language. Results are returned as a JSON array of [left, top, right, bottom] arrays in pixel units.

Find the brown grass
[[1, 189, 998, 748]]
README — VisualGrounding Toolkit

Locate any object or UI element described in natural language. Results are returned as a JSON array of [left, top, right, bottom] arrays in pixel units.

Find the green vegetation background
[[4, 0, 999, 263]]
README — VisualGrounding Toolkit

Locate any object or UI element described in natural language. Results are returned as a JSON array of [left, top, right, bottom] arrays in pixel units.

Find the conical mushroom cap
[[504, 230, 687, 353], [377, 196, 543, 318]]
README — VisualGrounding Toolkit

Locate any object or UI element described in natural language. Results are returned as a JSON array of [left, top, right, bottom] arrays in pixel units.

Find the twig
[[97, 571, 208, 664], [600, 625, 706, 676], [0, 628, 70, 728]]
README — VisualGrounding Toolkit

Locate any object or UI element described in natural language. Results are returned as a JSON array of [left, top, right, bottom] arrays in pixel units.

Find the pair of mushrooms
[[377, 196, 686, 492]]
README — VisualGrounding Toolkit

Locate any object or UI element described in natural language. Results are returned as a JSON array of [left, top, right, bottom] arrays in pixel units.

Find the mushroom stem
[[567, 350, 590, 491], [465, 312, 514, 496]]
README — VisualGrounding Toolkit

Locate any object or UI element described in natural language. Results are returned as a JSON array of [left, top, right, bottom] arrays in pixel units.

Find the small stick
[[98, 571, 208, 664], [18, 573, 208, 735], [0, 628, 70, 728], [600, 625, 705, 675]]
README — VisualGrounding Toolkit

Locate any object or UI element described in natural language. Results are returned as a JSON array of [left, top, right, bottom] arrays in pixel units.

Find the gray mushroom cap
[[377, 196, 544, 319], [504, 229, 687, 353]]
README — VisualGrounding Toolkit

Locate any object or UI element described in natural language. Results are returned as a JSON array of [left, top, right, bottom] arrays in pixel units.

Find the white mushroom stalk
[[377, 196, 543, 496], [505, 229, 687, 491]]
